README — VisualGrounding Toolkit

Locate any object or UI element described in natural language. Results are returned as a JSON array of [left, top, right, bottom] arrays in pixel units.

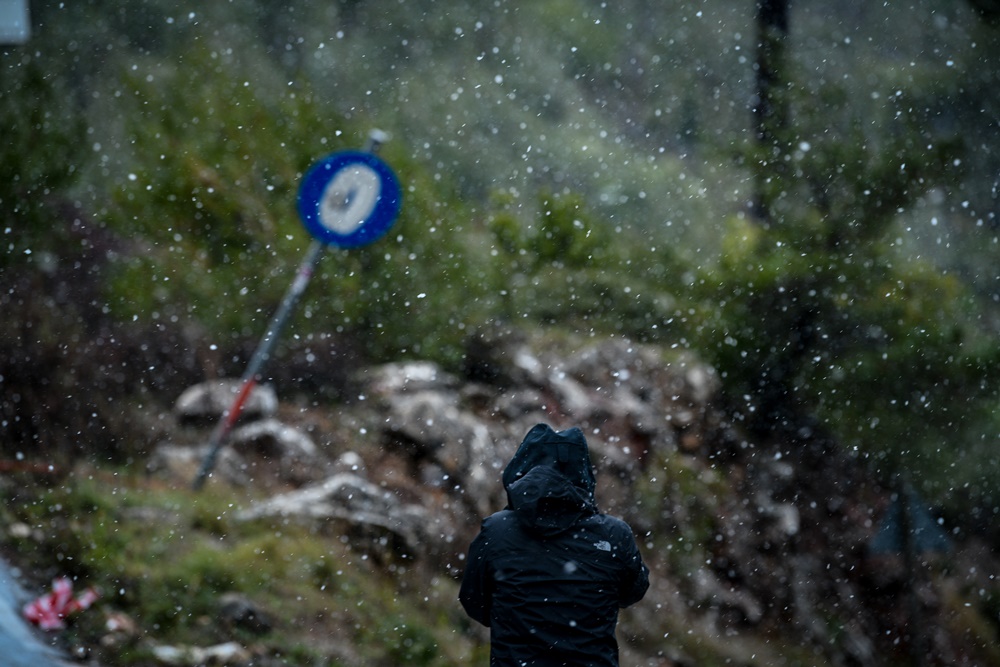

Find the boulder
[[365, 361, 460, 396], [217, 592, 272, 635], [691, 567, 764, 626], [230, 418, 318, 460], [146, 443, 250, 486], [382, 391, 505, 517], [150, 641, 250, 666], [174, 379, 278, 424], [229, 418, 329, 485], [235, 473, 445, 560], [462, 324, 545, 387]]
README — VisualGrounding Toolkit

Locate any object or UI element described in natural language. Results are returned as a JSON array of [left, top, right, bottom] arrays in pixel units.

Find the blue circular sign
[[296, 151, 402, 248]]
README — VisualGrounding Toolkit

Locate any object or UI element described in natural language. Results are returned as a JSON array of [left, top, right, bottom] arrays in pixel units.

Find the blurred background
[[1, 1, 999, 665]]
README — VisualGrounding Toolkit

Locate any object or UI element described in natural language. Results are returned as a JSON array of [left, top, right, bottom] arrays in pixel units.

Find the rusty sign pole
[[192, 130, 400, 489]]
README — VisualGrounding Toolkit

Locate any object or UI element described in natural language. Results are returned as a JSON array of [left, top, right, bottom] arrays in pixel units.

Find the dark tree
[[967, 0, 1000, 23], [750, 0, 790, 224]]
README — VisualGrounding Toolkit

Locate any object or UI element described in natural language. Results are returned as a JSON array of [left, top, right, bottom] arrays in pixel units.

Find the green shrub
[[691, 76, 1000, 506]]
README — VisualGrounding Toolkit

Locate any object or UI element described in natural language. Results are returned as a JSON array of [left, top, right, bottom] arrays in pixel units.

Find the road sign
[[193, 132, 399, 490], [296, 150, 401, 248]]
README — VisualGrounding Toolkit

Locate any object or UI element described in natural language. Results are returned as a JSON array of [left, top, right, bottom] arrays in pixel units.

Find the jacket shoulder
[[589, 511, 639, 536], [479, 509, 517, 533]]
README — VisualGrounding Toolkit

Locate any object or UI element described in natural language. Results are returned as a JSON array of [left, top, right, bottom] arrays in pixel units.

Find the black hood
[[502, 423, 597, 536]]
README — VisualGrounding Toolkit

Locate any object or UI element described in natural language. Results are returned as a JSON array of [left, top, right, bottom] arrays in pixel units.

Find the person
[[459, 423, 649, 666]]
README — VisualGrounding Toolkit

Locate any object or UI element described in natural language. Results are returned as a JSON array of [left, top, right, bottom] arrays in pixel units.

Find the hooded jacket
[[460, 424, 649, 667]]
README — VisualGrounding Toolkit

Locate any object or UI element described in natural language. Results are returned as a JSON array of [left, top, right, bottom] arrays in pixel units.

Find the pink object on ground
[[23, 577, 99, 630]]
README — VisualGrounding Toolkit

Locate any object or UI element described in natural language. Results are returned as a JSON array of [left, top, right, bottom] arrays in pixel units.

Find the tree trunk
[[751, 0, 790, 224]]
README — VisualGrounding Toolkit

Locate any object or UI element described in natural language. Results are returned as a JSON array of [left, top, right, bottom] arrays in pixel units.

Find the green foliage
[[485, 188, 684, 339], [693, 72, 1000, 501], [5, 0, 709, 375], [0, 473, 478, 665], [89, 24, 496, 366], [0, 54, 87, 268], [368, 615, 440, 665], [101, 37, 344, 331], [333, 160, 494, 364], [527, 0, 619, 78]]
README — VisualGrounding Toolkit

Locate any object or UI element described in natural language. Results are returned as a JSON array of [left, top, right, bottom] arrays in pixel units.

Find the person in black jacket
[[459, 423, 650, 667]]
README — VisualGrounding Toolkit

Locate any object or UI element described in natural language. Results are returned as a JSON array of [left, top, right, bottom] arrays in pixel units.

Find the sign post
[[192, 130, 401, 489]]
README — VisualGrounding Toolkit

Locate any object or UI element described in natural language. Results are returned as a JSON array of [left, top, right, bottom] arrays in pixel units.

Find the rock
[[332, 451, 366, 476], [487, 387, 549, 421], [380, 391, 505, 517], [147, 418, 328, 487], [146, 444, 249, 486], [229, 418, 329, 484], [218, 592, 272, 635], [100, 611, 139, 649], [150, 641, 250, 666], [357, 338, 730, 519], [756, 494, 801, 537], [365, 361, 460, 396], [174, 379, 278, 424], [231, 418, 318, 459], [561, 338, 662, 389], [681, 360, 721, 406], [691, 567, 764, 626], [462, 325, 541, 387], [6, 523, 34, 540], [544, 368, 598, 418], [509, 346, 549, 387], [235, 473, 444, 559], [536, 340, 682, 464]]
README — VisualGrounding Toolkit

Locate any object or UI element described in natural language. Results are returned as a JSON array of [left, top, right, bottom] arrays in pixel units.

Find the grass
[[0, 465, 481, 666]]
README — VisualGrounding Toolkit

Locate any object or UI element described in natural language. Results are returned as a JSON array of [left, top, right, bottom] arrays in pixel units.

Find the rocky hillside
[[6, 326, 995, 667]]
